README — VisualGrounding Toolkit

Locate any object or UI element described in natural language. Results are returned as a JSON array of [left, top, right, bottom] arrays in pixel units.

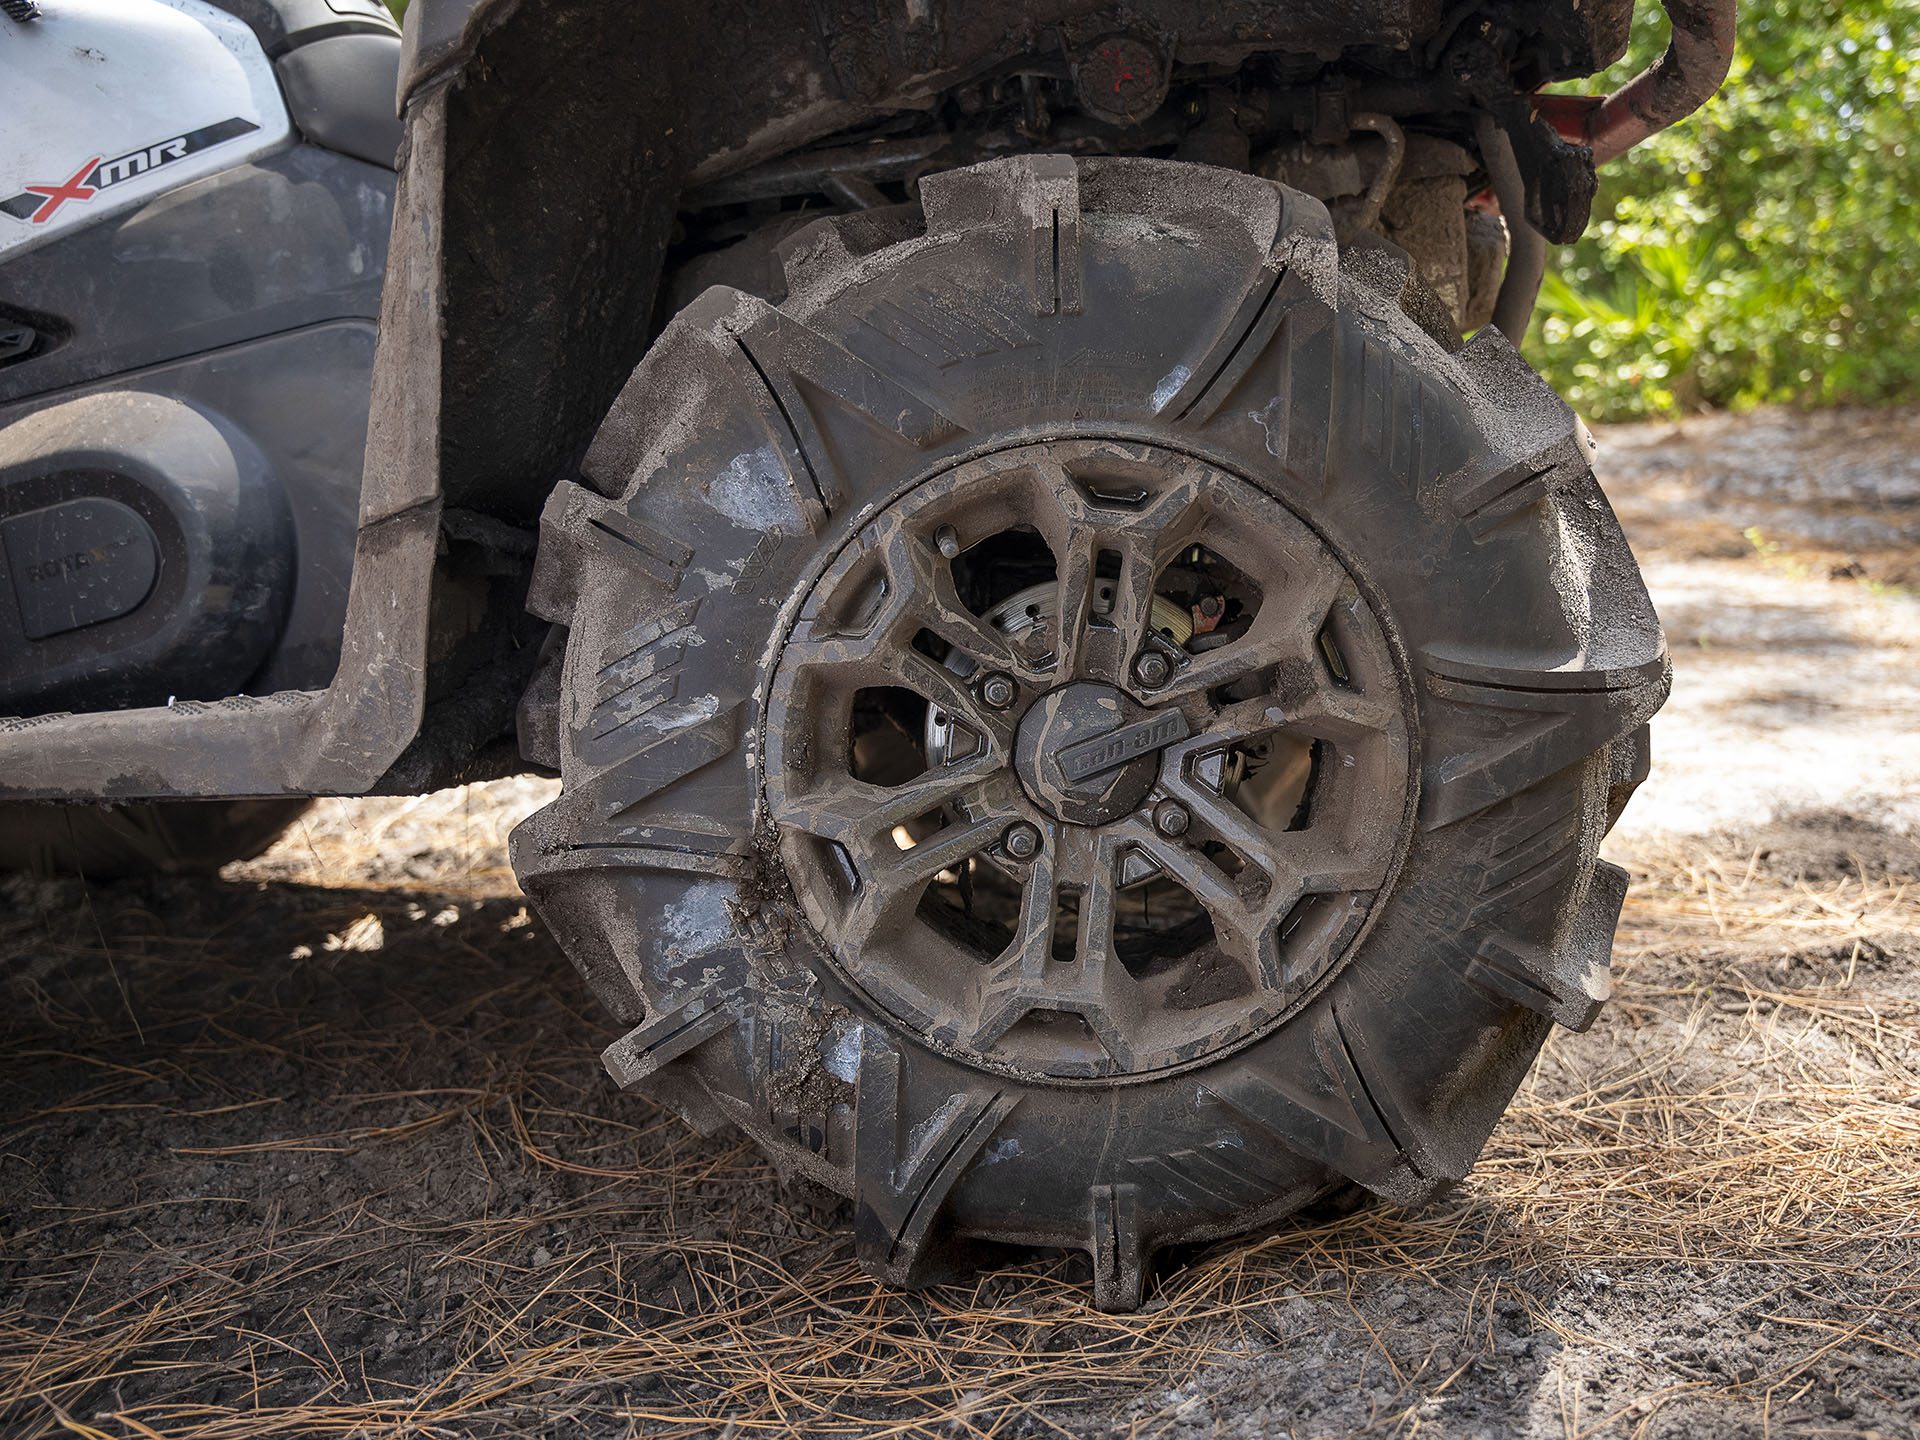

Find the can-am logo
[[1, 116, 258, 225], [1054, 710, 1190, 784]]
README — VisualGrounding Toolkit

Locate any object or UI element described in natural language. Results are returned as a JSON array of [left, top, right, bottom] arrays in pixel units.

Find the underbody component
[[0, 798, 311, 877], [513, 155, 1667, 1308], [1535, 0, 1738, 164]]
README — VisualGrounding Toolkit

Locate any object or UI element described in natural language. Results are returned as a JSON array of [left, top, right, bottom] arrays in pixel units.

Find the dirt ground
[[3, 408, 1917, 1440]]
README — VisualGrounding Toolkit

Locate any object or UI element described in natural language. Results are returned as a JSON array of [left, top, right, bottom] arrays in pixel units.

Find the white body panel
[[0, 0, 291, 261]]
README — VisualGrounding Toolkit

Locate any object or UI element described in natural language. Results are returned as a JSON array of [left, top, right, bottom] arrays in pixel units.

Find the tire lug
[[978, 671, 1018, 710], [1152, 799, 1191, 838], [934, 524, 962, 559], [1003, 821, 1042, 860], [1132, 650, 1172, 689]]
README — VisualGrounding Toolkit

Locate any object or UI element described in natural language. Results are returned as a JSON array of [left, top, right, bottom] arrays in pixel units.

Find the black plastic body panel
[[205, 0, 399, 57], [0, 322, 377, 698], [0, 144, 392, 407], [0, 135, 390, 763], [277, 34, 404, 168], [0, 391, 293, 715]]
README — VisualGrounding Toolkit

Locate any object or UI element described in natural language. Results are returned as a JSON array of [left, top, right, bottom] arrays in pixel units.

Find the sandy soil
[[2, 408, 1917, 1439]]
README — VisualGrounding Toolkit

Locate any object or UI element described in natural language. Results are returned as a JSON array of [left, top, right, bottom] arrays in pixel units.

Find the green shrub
[[1531, 0, 1920, 420]]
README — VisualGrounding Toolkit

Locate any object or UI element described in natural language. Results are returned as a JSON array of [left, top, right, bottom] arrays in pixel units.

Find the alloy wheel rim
[[763, 438, 1413, 1081]]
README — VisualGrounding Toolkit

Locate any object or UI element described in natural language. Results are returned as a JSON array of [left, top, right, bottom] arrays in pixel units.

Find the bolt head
[[1003, 822, 1042, 860], [1152, 799, 1191, 838], [1132, 651, 1172, 689], [979, 672, 1017, 710]]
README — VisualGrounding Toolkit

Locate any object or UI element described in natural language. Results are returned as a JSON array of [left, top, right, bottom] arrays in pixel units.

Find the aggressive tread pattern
[[1156, 193, 1335, 427], [852, 1031, 1019, 1283], [1468, 792, 1583, 923], [1464, 858, 1627, 1031], [1090, 1183, 1146, 1313], [1127, 1135, 1303, 1218], [919, 154, 1084, 316], [1352, 328, 1447, 493], [1419, 649, 1669, 830], [529, 479, 692, 624], [517, 152, 1667, 1313], [856, 280, 1040, 369], [587, 599, 703, 743], [1201, 1001, 1425, 1199], [731, 302, 964, 514], [583, 702, 745, 823], [1448, 326, 1592, 539], [603, 990, 739, 1089]]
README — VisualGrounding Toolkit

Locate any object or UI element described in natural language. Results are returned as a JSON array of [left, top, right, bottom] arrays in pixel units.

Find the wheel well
[[395, 0, 1641, 793], [425, 0, 1632, 527]]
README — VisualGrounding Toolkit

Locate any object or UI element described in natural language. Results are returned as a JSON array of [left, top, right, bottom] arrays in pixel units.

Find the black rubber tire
[[0, 799, 311, 878], [512, 156, 1668, 1310]]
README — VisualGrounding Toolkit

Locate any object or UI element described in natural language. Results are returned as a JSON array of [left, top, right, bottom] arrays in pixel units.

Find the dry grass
[[1, 790, 1915, 1439]]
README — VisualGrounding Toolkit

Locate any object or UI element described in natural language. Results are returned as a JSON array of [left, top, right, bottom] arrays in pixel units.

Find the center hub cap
[[1014, 681, 1187, 825], [761, 438, 1413, 1081]]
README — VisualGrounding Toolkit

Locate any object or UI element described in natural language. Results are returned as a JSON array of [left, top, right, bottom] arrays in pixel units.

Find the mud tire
[[0, 800, 310, 878], [512, 157, 1668, 1310]]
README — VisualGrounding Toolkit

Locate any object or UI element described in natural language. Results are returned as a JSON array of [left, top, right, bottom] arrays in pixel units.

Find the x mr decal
[[1, 116, 259, 225]]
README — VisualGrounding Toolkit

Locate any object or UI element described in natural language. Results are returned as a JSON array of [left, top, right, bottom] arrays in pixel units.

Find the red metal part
[[1534, 0, 1737, 164]]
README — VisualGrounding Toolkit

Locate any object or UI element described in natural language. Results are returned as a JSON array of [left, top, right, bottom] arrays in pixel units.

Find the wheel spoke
[[1161, 694, 1397, 888], [1269, 830, 1395, 894], [1113, 820, 1287, 993], [1174, 695, 1290, 750], [971, 828, 1138, 1068], [1035, 465, 1204, 681], [1105, 480, 1205, 657], [875, 810, 1013, 890], [839, 809, 1019, 952], [1155, 620, 1296, 708], [1257, 549, 1350, 639], [1285, 678, 1399, 742], [991, 843, 1060, 984], [1158, 772, 1288, 882], [1051, 530, 1104, 681], [783, 626, 1017, 751], [880, 529, 1033, 680], [774, 757, 1004, 854]]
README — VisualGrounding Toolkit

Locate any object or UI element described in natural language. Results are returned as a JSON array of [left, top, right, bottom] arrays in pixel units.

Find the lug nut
[[934, 524, 962, 559], [1003, 822, 1042, 860], [1132, 650, 1172, 689], [978, 671, 1017, 710], [1152, 799, 1191, 838]]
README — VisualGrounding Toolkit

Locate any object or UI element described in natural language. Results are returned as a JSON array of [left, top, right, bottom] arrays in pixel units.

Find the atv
[[0, 0, 1732, 1309]]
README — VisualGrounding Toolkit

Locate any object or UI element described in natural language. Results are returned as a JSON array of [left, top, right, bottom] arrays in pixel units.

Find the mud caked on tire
[[512, 157, 1668, 1309]]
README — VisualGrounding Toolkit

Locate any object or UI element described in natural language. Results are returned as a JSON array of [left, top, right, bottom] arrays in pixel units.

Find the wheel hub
[[762, 438, 1413, 1081], [1013, 680, 1186, 826]]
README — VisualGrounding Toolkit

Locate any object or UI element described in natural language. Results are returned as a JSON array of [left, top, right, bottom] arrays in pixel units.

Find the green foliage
[[1531, 0, 1920, 420]]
